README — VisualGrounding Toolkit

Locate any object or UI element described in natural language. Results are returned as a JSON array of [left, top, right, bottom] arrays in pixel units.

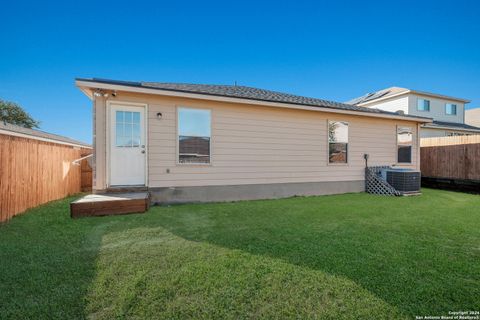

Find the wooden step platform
[[71, 192, 149, 218]]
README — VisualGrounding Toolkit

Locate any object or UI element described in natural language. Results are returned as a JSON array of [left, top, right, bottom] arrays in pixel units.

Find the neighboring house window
[[115, 111, 141, 147], [397, 126, 413, 163], [328, 121, 348, 164], [178, 107, 211, 164], [445, 103, 457, 115], [417, 99, 430, 111]]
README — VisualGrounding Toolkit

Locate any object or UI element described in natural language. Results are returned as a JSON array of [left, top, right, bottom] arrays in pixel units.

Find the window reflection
[[328, 121, 348, 163], [115, 111, 141, 148], [178, 108, 211, 164], [417, 99, 430, 111], [445, 103, 457, 115], [397, 127, 413, 163]]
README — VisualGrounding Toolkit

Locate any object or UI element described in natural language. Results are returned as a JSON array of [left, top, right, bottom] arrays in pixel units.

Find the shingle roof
[[425, 120, 480, 131], [77, 78, 431, 121], [0, 121, 91, 147]]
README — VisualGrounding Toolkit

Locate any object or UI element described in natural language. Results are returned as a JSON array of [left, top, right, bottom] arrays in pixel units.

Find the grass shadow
[[0, 196, 106, 319], [2, 189, 479, 318], [153, 189, 480, 317]]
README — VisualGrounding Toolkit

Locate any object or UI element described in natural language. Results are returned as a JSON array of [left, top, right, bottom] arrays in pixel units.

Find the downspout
[[72, 154, 93, 166], [92, 94, 97, 189], [417, 123, 422, 171]]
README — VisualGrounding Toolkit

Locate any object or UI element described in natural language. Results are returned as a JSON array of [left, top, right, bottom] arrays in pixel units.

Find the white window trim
[[445, 103, 457, 116], [176, 106, 213, 166], [327, 120, 349, 166], [114, 110, 142, 148], [417, 98, 430, 112]]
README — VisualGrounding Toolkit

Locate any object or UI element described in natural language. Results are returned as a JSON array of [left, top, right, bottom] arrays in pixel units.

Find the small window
[[445, 103, 457, 115], [417, 99, 430, 111], [115, 111, 141, 147], [397, 126, 413, 163], [328, 121, 348, 164], [178, 108, 211, 164]]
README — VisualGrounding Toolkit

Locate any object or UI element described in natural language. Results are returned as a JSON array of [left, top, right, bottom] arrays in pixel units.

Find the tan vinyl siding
[[466, 108, 480, 127], [95, 92, 420, 189]]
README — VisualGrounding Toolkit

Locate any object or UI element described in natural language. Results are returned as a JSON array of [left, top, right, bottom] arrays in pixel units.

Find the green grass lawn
[[0, 189, 479, 319]]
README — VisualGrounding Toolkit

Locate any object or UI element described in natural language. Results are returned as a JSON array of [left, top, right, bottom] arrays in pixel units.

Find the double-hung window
[[445, 103, 457, 115], [328, 121, 348, 164], [417, 99, 430, 111], [178, 107, 211, 164], [397, 126, 413, 163]]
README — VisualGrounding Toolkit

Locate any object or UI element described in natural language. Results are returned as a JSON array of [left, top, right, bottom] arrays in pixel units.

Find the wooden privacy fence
[[0, 134, 92, 223], [81, 155, 93, 192], [420, 135, 480, 181]]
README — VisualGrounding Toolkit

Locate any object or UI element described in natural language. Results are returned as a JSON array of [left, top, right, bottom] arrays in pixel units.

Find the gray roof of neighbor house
[[424, 120, 480, 132], [0, 121, 91, 148], [347, 86, 470, 105], [346, 87, 409, 105], [76, 78, 431, 121]]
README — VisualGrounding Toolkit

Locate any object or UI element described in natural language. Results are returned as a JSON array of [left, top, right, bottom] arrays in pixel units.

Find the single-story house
[[76, 78, 431, 203]]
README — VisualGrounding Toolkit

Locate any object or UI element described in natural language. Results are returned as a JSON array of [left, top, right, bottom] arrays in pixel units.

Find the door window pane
[[133, 112, 140, 123], [116, 130, 123, 146], [116, 111, 123, 123], [132, 138, 141, 147], [124, 111, 133, 123], [133, 124, 140, 138], [116, 123, 124, 137], [124, 123, 133, 136], [115, 110, 141, 147]]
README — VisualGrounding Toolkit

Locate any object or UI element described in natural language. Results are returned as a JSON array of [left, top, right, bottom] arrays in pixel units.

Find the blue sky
[[1, 0, 479, 143]]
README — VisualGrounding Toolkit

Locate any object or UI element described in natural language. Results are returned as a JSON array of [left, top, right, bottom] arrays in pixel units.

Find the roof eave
[[356, 89, 470, 106], [410, 90, 471, 103], [0, 127, 92, 148], [75, 79, 432, 123], [422, 124, 480, 132], [76, 80, 94, 99]]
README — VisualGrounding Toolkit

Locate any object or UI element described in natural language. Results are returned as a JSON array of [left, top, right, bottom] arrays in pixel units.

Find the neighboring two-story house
[[347, 87, 480, 138], [466, 108, 480, 128]]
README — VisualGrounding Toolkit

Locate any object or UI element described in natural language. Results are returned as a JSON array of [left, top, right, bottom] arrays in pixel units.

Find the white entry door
[[109, 104, 146, 186]]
